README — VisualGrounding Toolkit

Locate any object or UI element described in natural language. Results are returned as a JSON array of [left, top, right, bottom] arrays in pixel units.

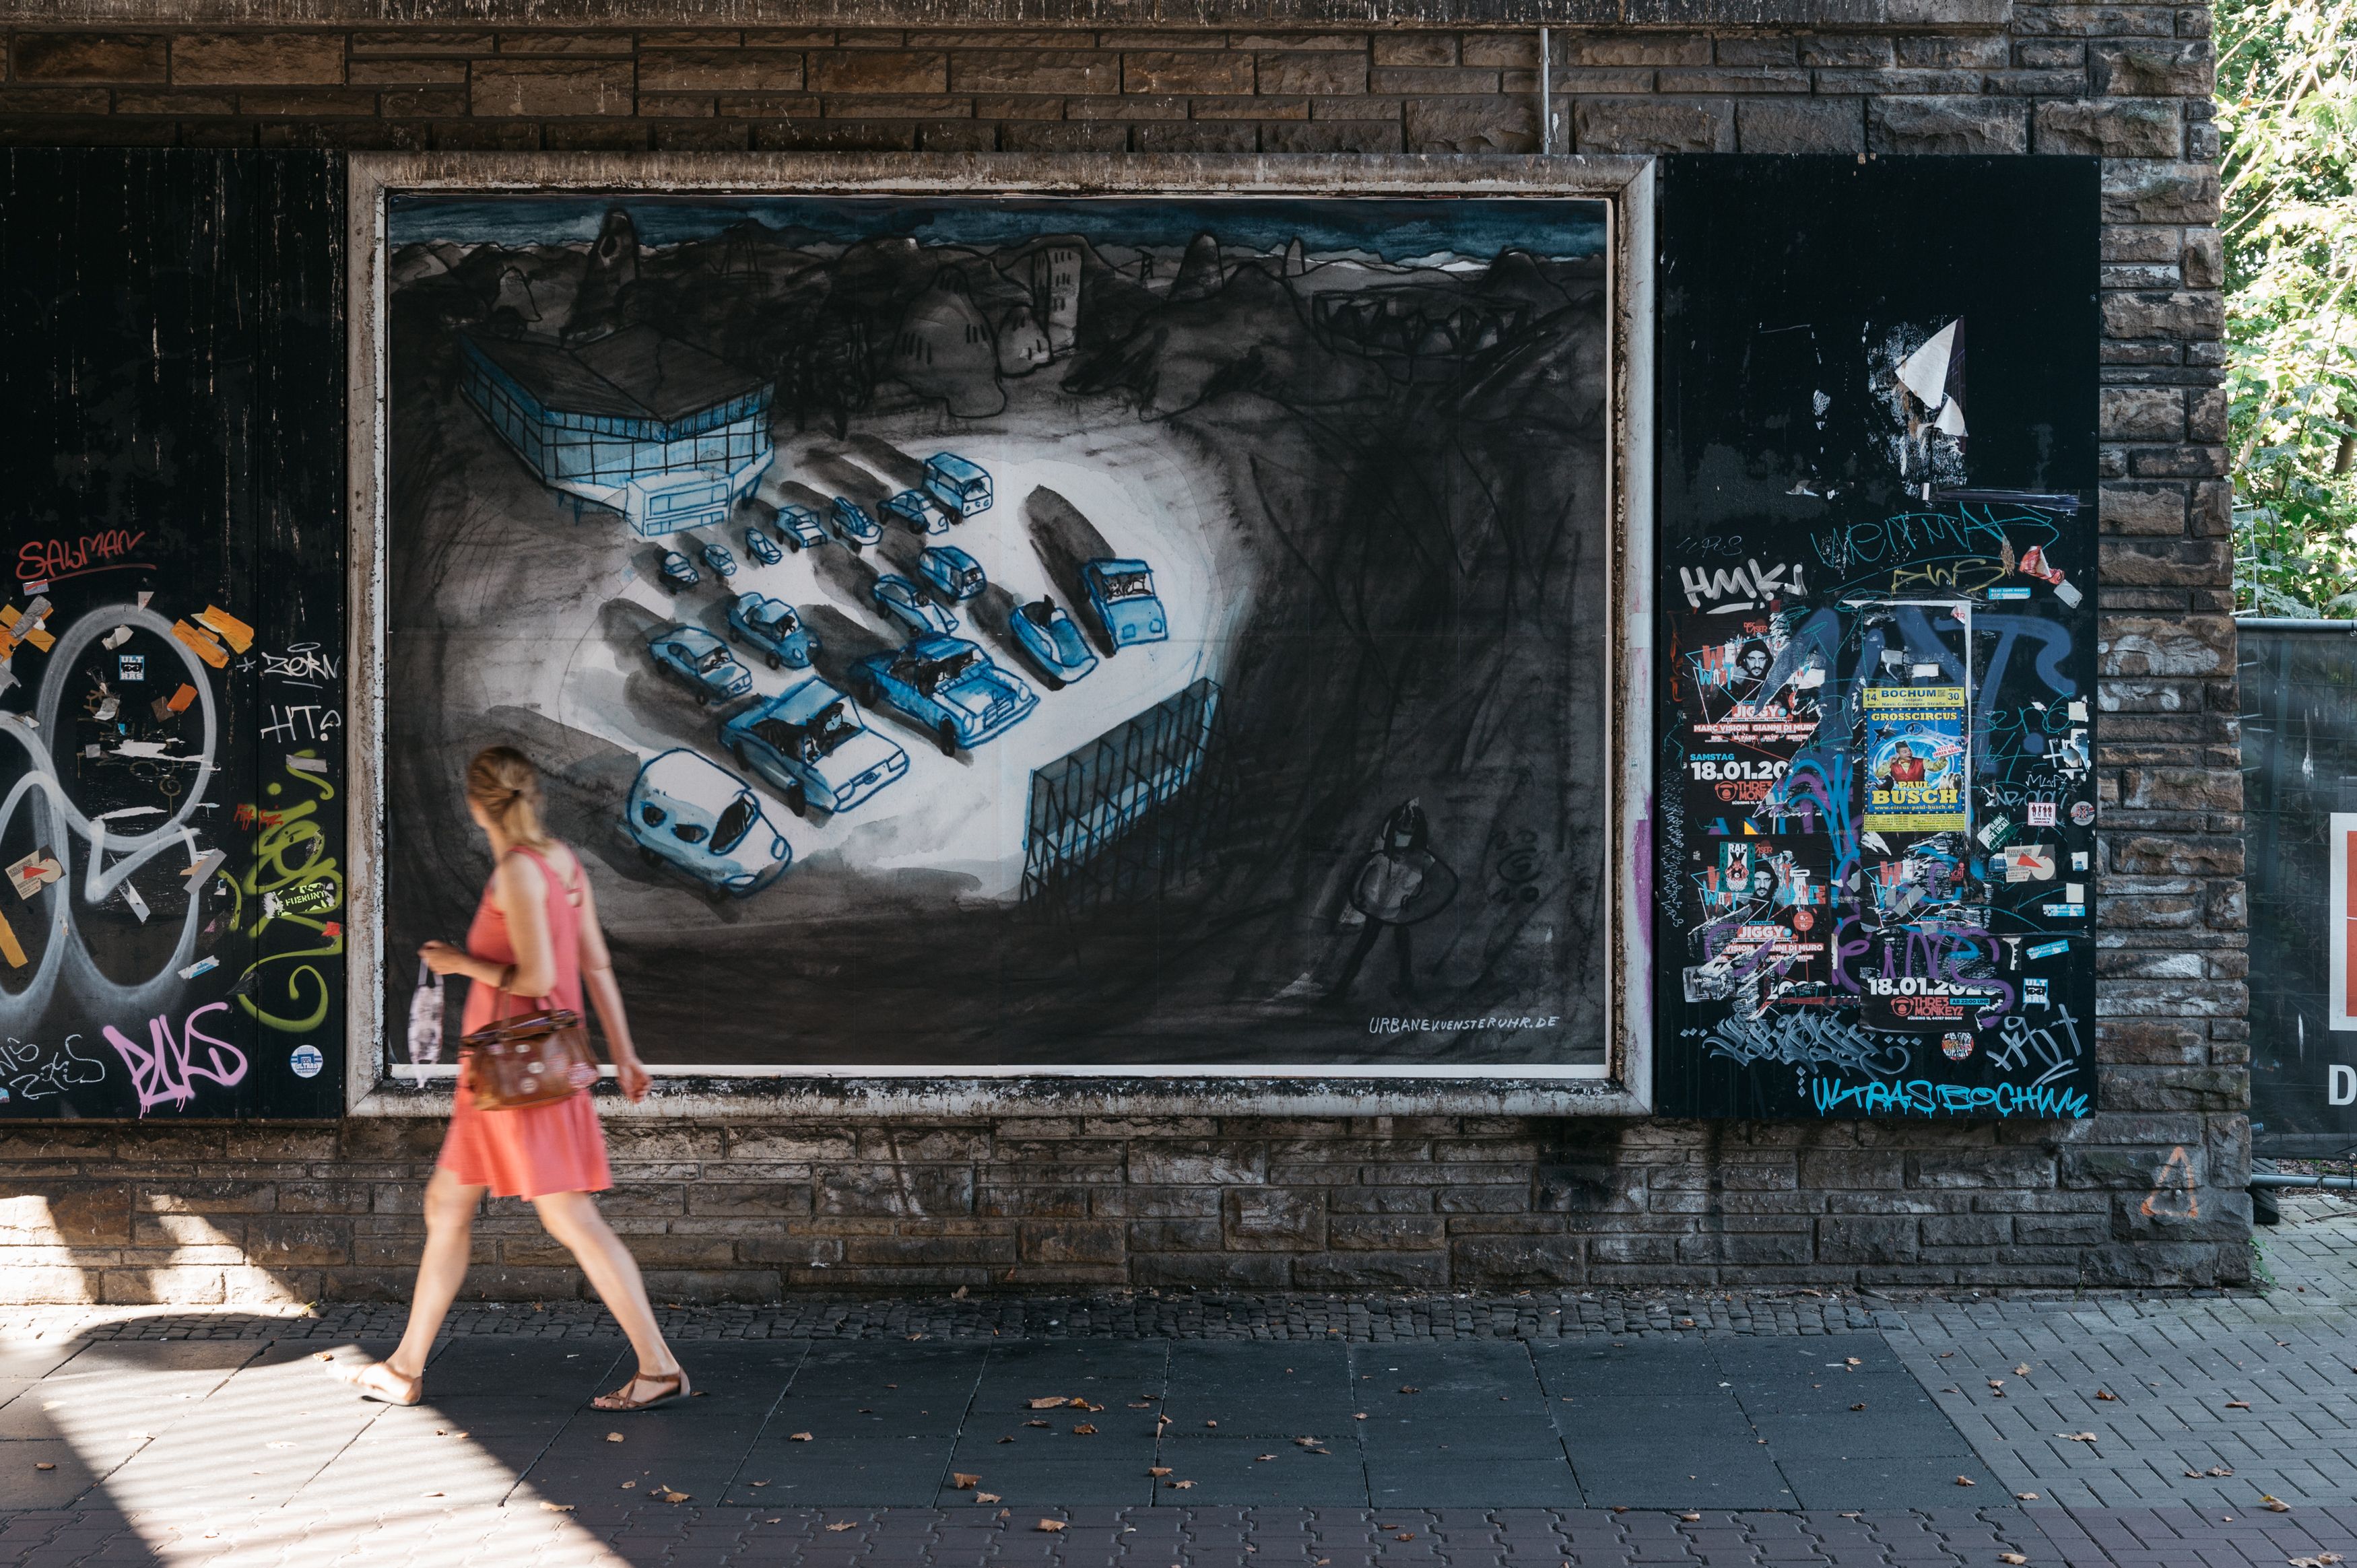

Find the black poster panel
[[0, 149, 346, 1120], [2241, 625, 2357, 1153], [1653, 156, 2100, 1121]]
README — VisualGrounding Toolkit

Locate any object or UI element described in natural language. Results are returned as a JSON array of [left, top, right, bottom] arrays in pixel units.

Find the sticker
[[194, 605, 255, 654], [1987, 586, 2030, 600], [166, 683, 196, 713], [2039, 902, 2087, 919], [2071, 851, 2088, 871], [177, 956, 220, 980], [2069, 800, 2095, 826], [2024, 978, 2050, 1009], [2052, 578, 2082, 609], [1940, 1032, 1974, 1062], [171, 619, 228, 669], [123, 883, 150, 923], [286, 755, 329, 775], [289, 1044, 323, 1079], [7, 851, 61, 900], [2026, 800, 2057, 827], [2000, 845, 2056, 882], [0, 908, 24, 969], [118, 654, 145, 682], [22, 581, 46, 595], [2026, 938, 2071, 960]]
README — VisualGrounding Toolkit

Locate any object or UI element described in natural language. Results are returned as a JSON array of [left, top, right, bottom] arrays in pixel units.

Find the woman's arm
[[420, 852, 555, 995], [573, 865, 650, 1103]]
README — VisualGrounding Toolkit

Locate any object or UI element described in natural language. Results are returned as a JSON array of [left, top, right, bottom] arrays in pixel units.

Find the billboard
[[353, 160, 1651, 1095]]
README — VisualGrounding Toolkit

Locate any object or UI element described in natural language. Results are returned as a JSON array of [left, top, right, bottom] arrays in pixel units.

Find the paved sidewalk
[[0, 1196, 2349, 1566]]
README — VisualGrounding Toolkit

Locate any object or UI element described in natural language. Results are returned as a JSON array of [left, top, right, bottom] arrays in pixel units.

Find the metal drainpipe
[[1539, 28, 1553, 154], [2251, 1173, 2357, 1190]]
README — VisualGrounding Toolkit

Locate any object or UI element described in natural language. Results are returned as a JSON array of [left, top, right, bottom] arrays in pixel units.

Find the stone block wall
[[0, 3, 2245, 1302]]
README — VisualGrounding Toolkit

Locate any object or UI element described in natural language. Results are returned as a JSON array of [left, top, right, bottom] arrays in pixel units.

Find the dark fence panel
[[2242, 619, 2357, 1154]]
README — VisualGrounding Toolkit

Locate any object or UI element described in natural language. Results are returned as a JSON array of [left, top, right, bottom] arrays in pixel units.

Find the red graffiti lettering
[[101, 1002, 246, 1117], [17, 529, 147, 584]]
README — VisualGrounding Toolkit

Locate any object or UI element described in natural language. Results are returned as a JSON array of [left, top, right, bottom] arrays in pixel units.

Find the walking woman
[[341, 746, 690, 1412]]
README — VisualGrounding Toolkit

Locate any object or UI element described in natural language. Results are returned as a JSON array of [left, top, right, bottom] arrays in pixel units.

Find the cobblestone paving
[[0, 1198, 2348, 1566]]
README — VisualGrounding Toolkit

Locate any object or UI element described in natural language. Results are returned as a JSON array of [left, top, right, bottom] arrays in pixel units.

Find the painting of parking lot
[[382, 191, 1614, 1071]]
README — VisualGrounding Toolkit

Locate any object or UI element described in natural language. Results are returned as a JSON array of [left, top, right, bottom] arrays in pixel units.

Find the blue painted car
[[744, 525, 784, 567], [624, 748, 791, 897], [700, 541, 739, 580], [726, 592, 818, 671], [871, 574, 958, 640], [648, 624, 753, 707], [1081, 557, 1168, 653], [776, 504, 828, 552], [721, 678, 910, 818], [922, 452, 993, 518], [1010, 597, 1098, 691], [829, 496, 883, 550], [915, 545, 986, 605], [853, 634, 1038, 756], [657, 550, 698, 592], [882, 489, 954, 537]]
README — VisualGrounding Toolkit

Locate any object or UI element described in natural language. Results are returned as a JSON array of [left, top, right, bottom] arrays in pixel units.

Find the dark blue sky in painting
[[387, 193, 1607, 263]]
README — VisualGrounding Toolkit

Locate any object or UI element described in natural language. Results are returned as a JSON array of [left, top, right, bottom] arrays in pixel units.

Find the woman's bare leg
[[375, 1167, 486, 1386], [533, 1190, 681, 1400]]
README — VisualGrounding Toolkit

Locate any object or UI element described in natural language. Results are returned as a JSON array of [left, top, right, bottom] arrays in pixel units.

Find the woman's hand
[[420, 940, 473, 978], [613, 1052, 653, 1103]]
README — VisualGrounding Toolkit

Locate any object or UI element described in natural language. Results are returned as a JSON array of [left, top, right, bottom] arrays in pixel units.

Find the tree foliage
[[2222, 0, 2357, 615]]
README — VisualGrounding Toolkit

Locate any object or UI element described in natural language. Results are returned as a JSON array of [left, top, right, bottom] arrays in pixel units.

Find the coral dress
[[436, 844, 611, 1199]]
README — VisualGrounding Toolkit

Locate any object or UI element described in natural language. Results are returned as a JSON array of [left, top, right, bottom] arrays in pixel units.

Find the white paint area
[[544, 405, 1254, 904]]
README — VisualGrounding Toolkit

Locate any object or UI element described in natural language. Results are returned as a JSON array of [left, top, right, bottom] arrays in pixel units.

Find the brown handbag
[[459, 971, 600, 1111]]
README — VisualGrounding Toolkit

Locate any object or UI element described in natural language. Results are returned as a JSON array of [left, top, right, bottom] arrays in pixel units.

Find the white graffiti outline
[[0, 605, 220, 1023]]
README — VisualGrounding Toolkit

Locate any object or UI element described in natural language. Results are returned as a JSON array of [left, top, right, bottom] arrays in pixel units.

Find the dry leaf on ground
[[1847, 1357, 1863, 1367], [1851, 1404, 1867, 1412], [1258, 1454, 1277, 1462], [1037, 1519, 1067, 1532], [789, 1433, 814, 1442], [1028, 1396, 1067, 1409], [1295, 1437, 1322, 1447], [311, 1352, 335, 1361], [826, 1521, 856, 1533], [906, 1334, 925, 1342], [1026, 1420, 1050, 1428], [657, 1489, 690, 1504], [2227, 1400, 2252, 1410], [1956, 1477, 1977, 1487], [1071, 1423, 1098, 1435], [1204, 1420, 1218, 1428], [34, 1463, 55, 1472], [951, 1473, 980, 1489], [2016, 1493, 2039, 1501], [2288, 1553, 2342, 1566], [997, 1436, 1014, 1444], [1150, 1466, 1173, 1477], [2000, 1553, 2028, 1563], [2209, 1466, 2234, 1477], [1354, 1412, 1368, 1421], [2014, 1365, 2031, 1376], [1167, 1479, 1195, 1490], [1394, 1533, 1416, 1542], [539, 1503, 573, 1513], [605, 1433, 624, 1443], [977, 1492, 1001, 1503], [1678, 1512, 1702, 1522], [2264, 1497, 2292, 1513], [2059, 1432, 2098, 1443], [1399, 1386, 1420, 1394]]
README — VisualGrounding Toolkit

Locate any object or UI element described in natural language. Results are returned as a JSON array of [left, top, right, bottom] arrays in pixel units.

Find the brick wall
[[0, 7, 2246, 1301]]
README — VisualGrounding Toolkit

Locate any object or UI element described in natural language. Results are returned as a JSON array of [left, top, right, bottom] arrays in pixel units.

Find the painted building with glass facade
[[457, 325, 772, 537]]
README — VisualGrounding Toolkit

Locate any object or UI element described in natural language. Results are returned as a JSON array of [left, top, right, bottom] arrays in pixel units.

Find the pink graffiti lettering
[[101, 1002, 246, 1117]]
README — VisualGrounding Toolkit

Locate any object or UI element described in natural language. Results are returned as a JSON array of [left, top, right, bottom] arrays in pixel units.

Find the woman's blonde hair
[[465, 745, 554, 849]]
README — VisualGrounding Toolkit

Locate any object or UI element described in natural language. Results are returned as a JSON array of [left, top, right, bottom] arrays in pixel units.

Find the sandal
[[338, 1361, 424, 1407], [594, 1367, 692, 1412]]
